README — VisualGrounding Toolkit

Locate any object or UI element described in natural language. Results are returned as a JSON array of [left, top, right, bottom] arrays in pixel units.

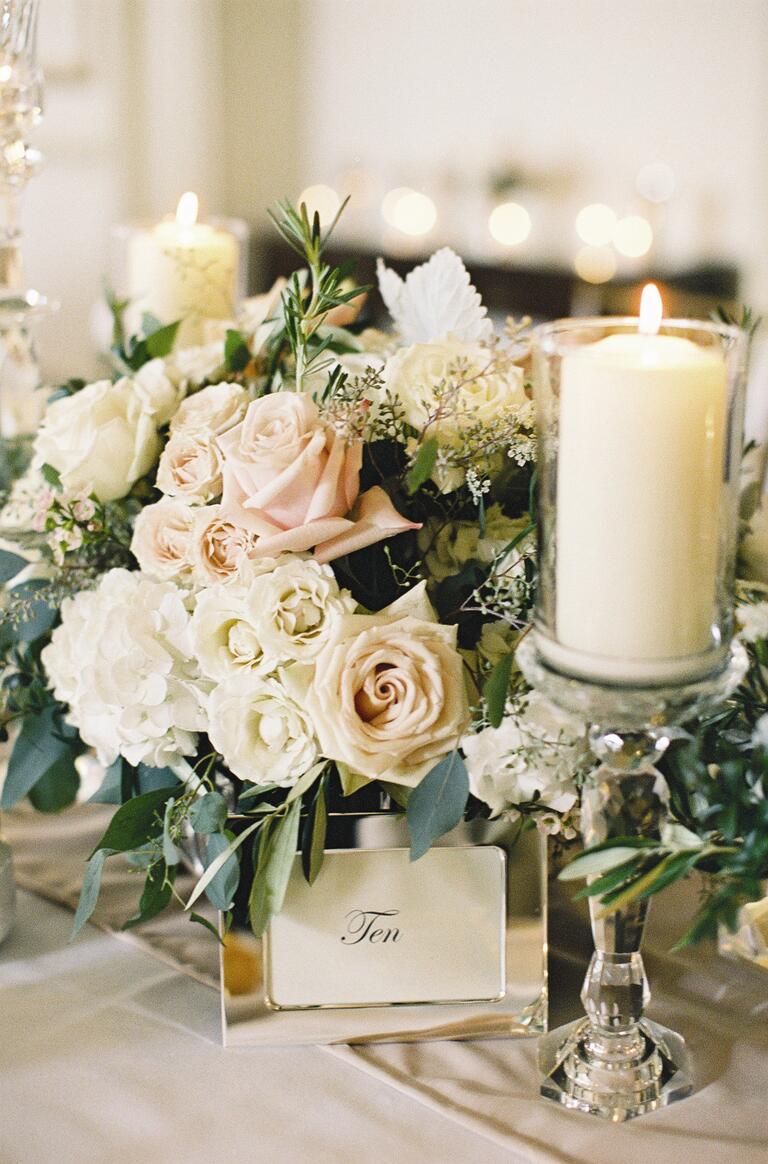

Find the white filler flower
[[42, 568, 207, 768], [462, 691, 584, 817]]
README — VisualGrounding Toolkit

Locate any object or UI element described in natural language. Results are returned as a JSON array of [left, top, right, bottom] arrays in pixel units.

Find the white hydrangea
[[462, 691, 585, 817], [736, 602, 768, 643], [42, 568, 207, 768]]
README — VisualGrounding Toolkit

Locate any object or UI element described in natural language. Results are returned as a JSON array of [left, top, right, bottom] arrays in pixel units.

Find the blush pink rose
[[219, 392, 419, 561]]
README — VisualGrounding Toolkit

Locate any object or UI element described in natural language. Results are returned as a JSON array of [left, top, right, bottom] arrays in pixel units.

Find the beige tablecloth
[[2, 805, 768, 1163]]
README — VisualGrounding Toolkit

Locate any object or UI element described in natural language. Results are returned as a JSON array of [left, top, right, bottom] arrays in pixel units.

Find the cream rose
[[191, 504, 258, 584], [383, 339, 527, 439], [191, 577, 278, 682], [207, 672, 319, 786], [156, 432, 223, 503], [304, 582, 470, 787], [170, 382, 249, 438], [131, 359, 185, 426], [131, 497, 195, 582], [219, 390, 418, 562], [250, 557, 355, 662], [33, 379, 160, 502], [167, 341, 225, 388]]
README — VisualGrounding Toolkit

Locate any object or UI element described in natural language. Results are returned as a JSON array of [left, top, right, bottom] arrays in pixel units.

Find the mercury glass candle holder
[[519, 309, 748, 1120]]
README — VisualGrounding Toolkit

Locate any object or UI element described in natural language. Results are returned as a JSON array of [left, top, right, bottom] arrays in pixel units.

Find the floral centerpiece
[[0, 202, 582, 938], [0, 201, 766, 950]]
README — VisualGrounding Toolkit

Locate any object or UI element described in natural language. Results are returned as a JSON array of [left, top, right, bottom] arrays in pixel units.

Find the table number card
[[264, 846, 506, 1009]]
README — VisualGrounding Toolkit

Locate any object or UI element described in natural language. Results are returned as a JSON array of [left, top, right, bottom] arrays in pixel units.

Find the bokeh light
[[488, 201, 531, 246], [613, 214, 653, 257], [574, 245, 617, 284], [575, 203, 617, 246], [297, 184, 341, 226], [382, 187, 437, 236], [636, 162, 676, 204]]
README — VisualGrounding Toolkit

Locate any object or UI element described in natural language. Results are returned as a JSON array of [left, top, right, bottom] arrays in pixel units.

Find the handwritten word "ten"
[[341, 910, 401, 945]]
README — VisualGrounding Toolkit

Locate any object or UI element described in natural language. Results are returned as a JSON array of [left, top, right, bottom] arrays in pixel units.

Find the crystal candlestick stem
[[517, 637, 747, 1120]]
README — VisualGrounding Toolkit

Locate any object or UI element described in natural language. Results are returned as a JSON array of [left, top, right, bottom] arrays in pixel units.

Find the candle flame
[[176, 191, 199, 229], [638, 282, 663, 336]]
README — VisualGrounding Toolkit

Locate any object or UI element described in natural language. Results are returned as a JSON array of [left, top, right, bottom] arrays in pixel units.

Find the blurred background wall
[[23, 0, 768, 430]]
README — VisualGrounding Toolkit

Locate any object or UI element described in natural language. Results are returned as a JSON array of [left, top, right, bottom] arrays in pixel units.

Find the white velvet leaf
[[376, 247, 493, 344]]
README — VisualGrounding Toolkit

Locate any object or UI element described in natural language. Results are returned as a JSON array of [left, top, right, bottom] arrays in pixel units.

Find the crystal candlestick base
[[517, 635, 747, 1121]]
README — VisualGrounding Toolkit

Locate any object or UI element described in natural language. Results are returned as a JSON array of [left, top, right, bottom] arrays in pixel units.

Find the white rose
[[130, 497, 195, 582], [33, 380, 160, 502], [191, 579, 278, 682], [156, 431, 223, 503], [462, 691, 584, 817], [170, 382, 249, 438], [304, 581, 470, 787], [167, 341, 225, 388], [207, 672, 319, 786], [383, 339, 527, 439], [250, 557, 356, 663], [191, 504, 258, 584], [130, 359, 185, 426], [42, 568, 207, 768]]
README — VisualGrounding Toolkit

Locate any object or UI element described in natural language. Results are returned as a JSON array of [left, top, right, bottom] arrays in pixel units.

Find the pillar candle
[[126, 192, 238, 347], [553, 286, 727, 683]]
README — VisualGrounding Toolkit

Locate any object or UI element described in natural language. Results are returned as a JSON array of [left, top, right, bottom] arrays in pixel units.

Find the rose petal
[[250, 516, 355, 558], [314, 486, 421, 565]]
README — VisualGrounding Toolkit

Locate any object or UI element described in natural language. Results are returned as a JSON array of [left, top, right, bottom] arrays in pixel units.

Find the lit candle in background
[[553, 283, 727, 682], [126, 192, 239, 346]]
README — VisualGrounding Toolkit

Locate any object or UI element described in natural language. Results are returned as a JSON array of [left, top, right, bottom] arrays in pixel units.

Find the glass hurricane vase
[[519, 311, 748, 1119]]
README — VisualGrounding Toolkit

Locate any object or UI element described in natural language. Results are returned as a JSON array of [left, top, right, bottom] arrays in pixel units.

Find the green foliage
[[1, 705, 82, 809], [405, 438, 438, 495], [483, 652, 513, 729], [248, 797, 302, 936], [189, 791, 229, 835], [123, 860, 175, 930], [406, 750, 470, 861], [0, 550, 28, 584], [301, 772, 328, 885], [224, 328, 251, 373], [90, 785, 181, 857], [267, 198, 369, 394], [71, 848, 113, 938]]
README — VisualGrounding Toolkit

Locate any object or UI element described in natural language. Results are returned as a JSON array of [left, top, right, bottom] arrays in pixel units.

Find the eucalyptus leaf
[[27, 752, 80, 812], [406, 750, 469, 861], [123, 860, 174, 929], [189, 791, 228, 835], [185, 818, 262, 910], [11, 579, 58, 642], [248, 799, 301, 936], [90, 785, 180, 857], [0, 549, 28, 584], [483, 653, 513, 729], [161, 798, 180, 866], [88, 757, 123, 805], [1, 706, 71, 808], [71, 848, 113, 939], [201, 831, 241, 912], [559, 845, 655, 882], [190, 911, 224, 944]]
